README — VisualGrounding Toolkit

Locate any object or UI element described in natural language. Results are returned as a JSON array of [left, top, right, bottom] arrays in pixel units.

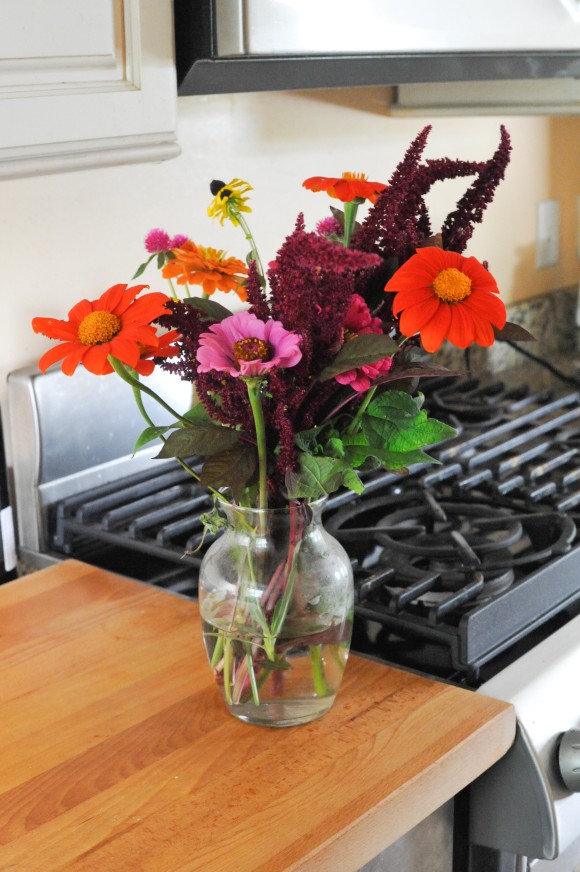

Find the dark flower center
[[232, 337, 271, 362], [209, 179, 226, 196]]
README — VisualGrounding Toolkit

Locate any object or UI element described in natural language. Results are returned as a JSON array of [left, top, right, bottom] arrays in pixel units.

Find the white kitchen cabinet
[[0, 0, 180, 179]]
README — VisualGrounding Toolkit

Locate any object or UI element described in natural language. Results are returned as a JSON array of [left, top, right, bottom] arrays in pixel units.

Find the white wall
[[0, 88, 573, 412]]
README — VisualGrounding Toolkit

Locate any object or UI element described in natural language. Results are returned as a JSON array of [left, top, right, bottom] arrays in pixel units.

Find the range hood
[[174, 0, 580, 97]]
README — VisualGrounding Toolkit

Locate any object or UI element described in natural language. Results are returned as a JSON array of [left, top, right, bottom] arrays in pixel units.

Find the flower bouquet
[[32, 125, 527, 726]]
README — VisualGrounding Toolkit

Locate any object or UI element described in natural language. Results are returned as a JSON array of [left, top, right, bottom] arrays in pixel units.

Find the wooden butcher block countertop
[[0, 560, 515, 872]]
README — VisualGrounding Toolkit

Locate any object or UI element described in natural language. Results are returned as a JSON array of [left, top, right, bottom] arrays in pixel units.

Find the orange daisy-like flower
[[162, 241, 248, 301], [385, 247, 507, 353], [32, 283, 173, 376], [302, 172, 387, 204]]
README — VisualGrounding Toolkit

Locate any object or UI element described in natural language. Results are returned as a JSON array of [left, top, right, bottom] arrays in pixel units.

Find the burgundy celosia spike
[[441, 125, 512, 253], [267, 225, 380, 378]]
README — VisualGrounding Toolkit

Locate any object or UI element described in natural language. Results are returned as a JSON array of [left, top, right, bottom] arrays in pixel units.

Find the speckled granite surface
[[431, 285, 579, 382]]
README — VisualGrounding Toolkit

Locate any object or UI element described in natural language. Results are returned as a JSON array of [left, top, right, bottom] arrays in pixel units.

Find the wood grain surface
[[0, 560, 515, 871]]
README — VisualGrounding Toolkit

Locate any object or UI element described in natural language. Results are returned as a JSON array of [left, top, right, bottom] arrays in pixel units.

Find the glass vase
[[199, 498, 354, 727]]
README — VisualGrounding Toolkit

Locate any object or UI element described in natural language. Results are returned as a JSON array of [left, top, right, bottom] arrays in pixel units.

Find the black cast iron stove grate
[[50, 378, 580, 681]]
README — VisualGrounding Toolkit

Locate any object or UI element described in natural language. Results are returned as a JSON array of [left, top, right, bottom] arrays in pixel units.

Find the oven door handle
[[470, 721, 558, 860]]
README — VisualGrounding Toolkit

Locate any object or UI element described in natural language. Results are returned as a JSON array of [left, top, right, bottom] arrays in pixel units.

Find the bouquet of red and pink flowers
[[32, 126, 529, 724], [33, 125, 520, 515]]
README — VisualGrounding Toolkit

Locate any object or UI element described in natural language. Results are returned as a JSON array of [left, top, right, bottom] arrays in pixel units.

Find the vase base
[[226, 696, 336, 728]]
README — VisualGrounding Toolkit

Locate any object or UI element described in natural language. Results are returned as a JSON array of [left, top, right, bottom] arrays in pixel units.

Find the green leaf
[[132, 425, 172, 454], [185, 297, 233, 322], [199, 444, 257, 500], [200, 507, 228, 536], [327, 437, 345, 458], [182, 402, 213, 424], [285, 455, 346, 501], [342, 468, 365, 494], [362, 392, 456, 454], [154, 422, 239, 458], [345, 444, 439, 470], [385, 415, 457, 452], [367, 390, 423, 420], [318, 334, 398, 381], [132, 253, 155, 280]]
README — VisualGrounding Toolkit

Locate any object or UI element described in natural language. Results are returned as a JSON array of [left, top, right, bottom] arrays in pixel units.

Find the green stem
[[342, 200, 361, 248], [345, 385, 377, 436], [166, 278, 179, 301], [310, 645, 328, 697], [210, 630, 224, 670], [244, 378, 268, 512], [233, 210, 265, 284], [223, 637, 233, 705], [245, 643, 261, 706], [109, 356, 228, 503], [108, 356, 191, 425]]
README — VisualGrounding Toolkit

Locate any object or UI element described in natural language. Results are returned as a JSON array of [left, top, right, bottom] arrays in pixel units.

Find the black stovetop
[[49, 370, 580, 687]]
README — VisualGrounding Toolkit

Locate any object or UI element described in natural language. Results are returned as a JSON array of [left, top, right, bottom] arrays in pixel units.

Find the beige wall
[[1, 88, 578, 410]]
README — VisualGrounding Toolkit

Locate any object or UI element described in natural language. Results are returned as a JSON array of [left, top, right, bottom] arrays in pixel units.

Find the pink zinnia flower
[[196, 311, 302, 378], [335, 294, 393, 392]]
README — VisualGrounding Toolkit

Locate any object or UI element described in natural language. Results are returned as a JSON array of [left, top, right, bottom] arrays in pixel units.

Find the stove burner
[[327, 487, 577, 644], [424, 378, 556, 429]]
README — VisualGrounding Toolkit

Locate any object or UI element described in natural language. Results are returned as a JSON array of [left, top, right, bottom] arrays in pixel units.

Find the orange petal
[[96, 284, 131, 313], [463, 291, 507, 328], [37, 342, 77, 373], [61, 345, 92, 376], [446, 303, 475, 349], [32, 317, 78, 342], [468, 310, 496, 346], [67, 298, 94, 326], [397, 296, 441, 335], [391, 286, 436, 315], [418, 304, 452, 353], [108, 337, 141, 369], [81, 344, 116, 375]]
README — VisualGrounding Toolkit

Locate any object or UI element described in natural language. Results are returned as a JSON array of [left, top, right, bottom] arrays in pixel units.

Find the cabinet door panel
[[0, 0, 179, 178]]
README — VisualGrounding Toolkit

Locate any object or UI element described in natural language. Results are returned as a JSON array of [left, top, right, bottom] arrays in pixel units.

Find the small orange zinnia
[[162, 241, 248, 301], [385, 247, 507, 353], [303, 172, 387, 204], [32, 283, 173, 376]]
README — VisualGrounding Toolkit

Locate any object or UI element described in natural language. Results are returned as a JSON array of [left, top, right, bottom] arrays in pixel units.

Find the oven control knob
[[559, 729, 580, 792]]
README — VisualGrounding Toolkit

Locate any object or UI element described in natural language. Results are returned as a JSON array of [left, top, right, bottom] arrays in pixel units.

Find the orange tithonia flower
[[385, 247, 507, 353], [162, 241, 248, 300], [136, 328, 181, 377], [32, 283, 173, 376], [302, 172, 387, 204]]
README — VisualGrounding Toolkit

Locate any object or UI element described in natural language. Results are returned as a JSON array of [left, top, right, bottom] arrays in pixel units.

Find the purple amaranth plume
[[441, 125, 512, 253], [353, 127, 511, 266], [245, 259, 270, 321], [158, 301, 205, 382], [353, 125, 433, 258]]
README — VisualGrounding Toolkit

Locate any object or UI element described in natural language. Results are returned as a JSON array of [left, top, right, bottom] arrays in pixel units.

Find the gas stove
[[7, 364, 580, 685]]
